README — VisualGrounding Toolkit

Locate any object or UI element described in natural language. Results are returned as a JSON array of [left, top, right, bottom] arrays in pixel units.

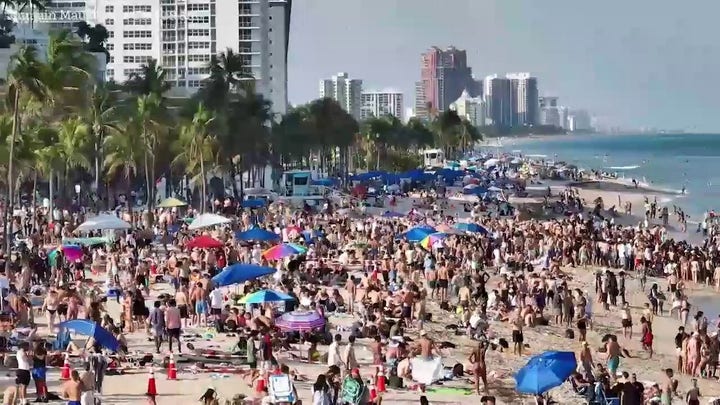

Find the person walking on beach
[[468, 340, 488, 395], [605, 336, 621, 380], [620, 303, 633, 339], [61, 370, 83, 405], [512, 311, 524, 356], [579, 341, 593, 378]]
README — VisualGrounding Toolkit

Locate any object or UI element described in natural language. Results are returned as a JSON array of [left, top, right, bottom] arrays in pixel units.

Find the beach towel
[[339, 376, 364, 405], [410, 356, 444, 385], [268, 373, 295, 403]]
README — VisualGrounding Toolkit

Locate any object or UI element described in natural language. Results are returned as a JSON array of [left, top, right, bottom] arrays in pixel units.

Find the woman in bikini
[[42, 290, 59, 330], [468, 340, 489, 395]]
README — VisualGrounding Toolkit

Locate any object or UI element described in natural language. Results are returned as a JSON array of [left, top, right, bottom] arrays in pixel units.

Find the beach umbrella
[[454, 222, 489, 235], [262, 243, 307, 260], [235, 228, 280, 242], [514, 351, 577, 394], [57, 319, 120, 352], [48, 245, 83, 266], [74, 213, 131, 232], [483, 158, 500, 167], [382, 211, 405, 218], [157, 197, 188, 208], [239, 289, 294, 305], [242, 199, 266, 209], [188, 213, 232, 230], [211, 263, 277, 287], [276, 311, 326, 331], [400, 226, 435, 242], [419, 232, 448, 250], [186, 235, 224, 249]]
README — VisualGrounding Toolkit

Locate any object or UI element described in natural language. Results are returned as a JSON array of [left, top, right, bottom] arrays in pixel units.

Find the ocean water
[[497, 133, 720, 219]]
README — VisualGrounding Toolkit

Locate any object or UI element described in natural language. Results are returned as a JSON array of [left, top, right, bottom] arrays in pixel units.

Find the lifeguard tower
[[422, 149, 446, 168]]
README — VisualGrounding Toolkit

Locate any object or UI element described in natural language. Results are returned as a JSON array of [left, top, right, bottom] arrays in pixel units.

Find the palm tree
[[56, 117, 91, 197], [85, 84, 119, 196], [172, 103, 216, 212], [5, 44, 49, 257], [134, 94, 162, 208], [104, 125, 142, 213], [43, 30, 92, 112], [201, 48, 254, 109], [124, 59, 169, 97], [16, 0, 48, 28]]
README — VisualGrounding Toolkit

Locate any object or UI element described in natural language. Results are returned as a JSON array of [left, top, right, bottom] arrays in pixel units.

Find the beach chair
[[589, 382, 619, 405], [267, 373, 296, 404], [339, 375, 365, 405]]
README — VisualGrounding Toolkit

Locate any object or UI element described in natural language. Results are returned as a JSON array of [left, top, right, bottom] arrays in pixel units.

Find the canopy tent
[[57, 319, 120, 352], [187, 213, 232, 230], [211, 263, 276, 287], [157, 197, 188, 208], [74, 213, 131, 232], [235, 228, 280, 242], [62, 237, 112, 246]]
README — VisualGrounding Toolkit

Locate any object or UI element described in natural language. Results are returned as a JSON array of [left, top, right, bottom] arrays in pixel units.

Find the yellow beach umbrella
[[158, 197, 188, 208]]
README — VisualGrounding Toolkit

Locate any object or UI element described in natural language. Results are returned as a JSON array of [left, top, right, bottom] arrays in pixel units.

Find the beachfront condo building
[[319, 72, 363, 121], [7, 0, 292, 114], [449, 89, 485, 127], [359, 90, 404, 122], [415, 46, 482, 119], [507, 72, 539, 127], [540, 96, 561, 127], [484, 74, 513, 127]]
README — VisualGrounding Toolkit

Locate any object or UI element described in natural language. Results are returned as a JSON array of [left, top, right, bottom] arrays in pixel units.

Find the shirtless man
[[511, 311, 524, 356], [345, 276, 356, 314], [605, 336, 621, 381], [61, 370, 83, 405], [458, 282, 471, 309], [418, 330, 435, 359], [191, 281, 207, 326], [437, 265, 449, 303], [2, 386, 16, 405], [425, 267, 437, 300], [660, 368, 677, 405], [469, 340, 489, 394]]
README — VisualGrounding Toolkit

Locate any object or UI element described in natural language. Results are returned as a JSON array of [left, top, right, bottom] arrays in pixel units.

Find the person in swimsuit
[[469, 340, 489, 394], [42, 290, 58, 330], [31, 341, 48, 402], [61, 370, 83, 405], [437, 265, 449, 303], [191, 282, 207, 326]]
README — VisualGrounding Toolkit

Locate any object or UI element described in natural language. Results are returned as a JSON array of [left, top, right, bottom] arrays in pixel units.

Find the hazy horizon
[[288, 0, 720, 131]]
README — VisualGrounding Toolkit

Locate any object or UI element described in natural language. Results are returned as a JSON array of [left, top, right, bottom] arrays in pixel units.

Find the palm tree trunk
[[31, 172, 37, 212], [143, 149, 151, 209], [200, 158, 206, 213], [48, 171, 54, 223], [4, 89, 19, 269], [94, 139, 100, 195], [228, 158, 239, 199]]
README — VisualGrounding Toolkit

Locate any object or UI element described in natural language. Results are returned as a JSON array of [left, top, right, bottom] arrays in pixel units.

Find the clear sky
[[287, 0, 720, 131]]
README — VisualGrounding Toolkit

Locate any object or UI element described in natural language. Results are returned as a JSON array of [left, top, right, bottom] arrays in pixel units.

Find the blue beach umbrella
[[212, 263, 277, 287], [235, 228, 280, 242], [239, 289, 294, 304], [57, 320, 120, 352], [454, 222, 489, 234], [242, 199, 266, 208], [400, 226, 435, 242], [382, 211, 405, 218], [514, 351, 577, 394]]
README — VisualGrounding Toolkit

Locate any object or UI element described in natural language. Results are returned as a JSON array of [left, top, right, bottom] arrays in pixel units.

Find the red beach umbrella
[[186, 235, 223, 249]]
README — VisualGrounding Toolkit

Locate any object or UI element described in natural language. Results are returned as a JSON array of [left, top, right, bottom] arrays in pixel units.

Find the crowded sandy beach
[[1, 154, 720, 405]]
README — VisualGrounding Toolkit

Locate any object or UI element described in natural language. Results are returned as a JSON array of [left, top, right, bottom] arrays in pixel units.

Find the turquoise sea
[[498, 133, 720, 219]]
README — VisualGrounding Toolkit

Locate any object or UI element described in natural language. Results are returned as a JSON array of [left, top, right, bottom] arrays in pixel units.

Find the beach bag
[[268, 373, 295, 403], [565, 329, 575, 339], [340, 376, 364, 405]]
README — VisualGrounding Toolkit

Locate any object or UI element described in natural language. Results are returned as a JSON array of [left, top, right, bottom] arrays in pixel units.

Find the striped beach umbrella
[[275, 311, 326, 331], [419, 232, 448, 250], [262, 243, 307, 260]]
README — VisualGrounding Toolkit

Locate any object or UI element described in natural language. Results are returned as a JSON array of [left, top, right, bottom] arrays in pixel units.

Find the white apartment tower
[[9, 0, 291, 114], [319, 72, 362, 120], [506, 72, 538, 127], [360, 90, 404, 121]]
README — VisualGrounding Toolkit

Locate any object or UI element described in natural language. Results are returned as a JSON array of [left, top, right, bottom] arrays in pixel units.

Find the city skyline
[[288, 0, 720, 131]]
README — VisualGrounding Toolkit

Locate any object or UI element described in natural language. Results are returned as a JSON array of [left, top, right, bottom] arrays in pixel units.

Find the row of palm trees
[[0, 29, 482, 233]]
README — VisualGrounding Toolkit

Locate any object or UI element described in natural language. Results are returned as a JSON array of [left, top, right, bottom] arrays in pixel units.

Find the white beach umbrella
[[75, 213, 132, 232], [187, 213, 232, 230], [483, 158, 500, 167]]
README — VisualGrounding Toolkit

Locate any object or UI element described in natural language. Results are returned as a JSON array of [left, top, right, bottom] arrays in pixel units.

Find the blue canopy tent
[[235, 228, 280, 242], [242, 199, 267, 209], [57, 319, 120, 352], [311, 178, 335, 187], [212, 263, 277, 287]]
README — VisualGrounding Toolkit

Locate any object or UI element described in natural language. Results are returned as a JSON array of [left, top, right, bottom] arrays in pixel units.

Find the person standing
[[164, 299, 182, 354], [15, 342, 31, 404], [149, 301, 166, 354], [31, 341, 47, 402], [61, 370, 83, 405], [327, 334, 344, 370], [343, 335, 359, 375]]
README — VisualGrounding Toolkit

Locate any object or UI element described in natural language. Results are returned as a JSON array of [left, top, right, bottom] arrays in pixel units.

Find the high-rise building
[[319, 72, 362, 120], [539, 96, 561, 127], [558, 106, 569, 130], [483, 74, 512, 127], [449, 89, 485, 127], [506, 72, 538, 127], [360, 90, 403, 121], [415, 46, 481, 119], [9, 0, 292, 114], [568, 110, 592, 132]]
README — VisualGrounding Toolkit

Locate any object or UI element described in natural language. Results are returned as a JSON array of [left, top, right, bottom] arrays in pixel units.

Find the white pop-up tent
[[188, 213, 232, 230], [74, 213, 132, 232]]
